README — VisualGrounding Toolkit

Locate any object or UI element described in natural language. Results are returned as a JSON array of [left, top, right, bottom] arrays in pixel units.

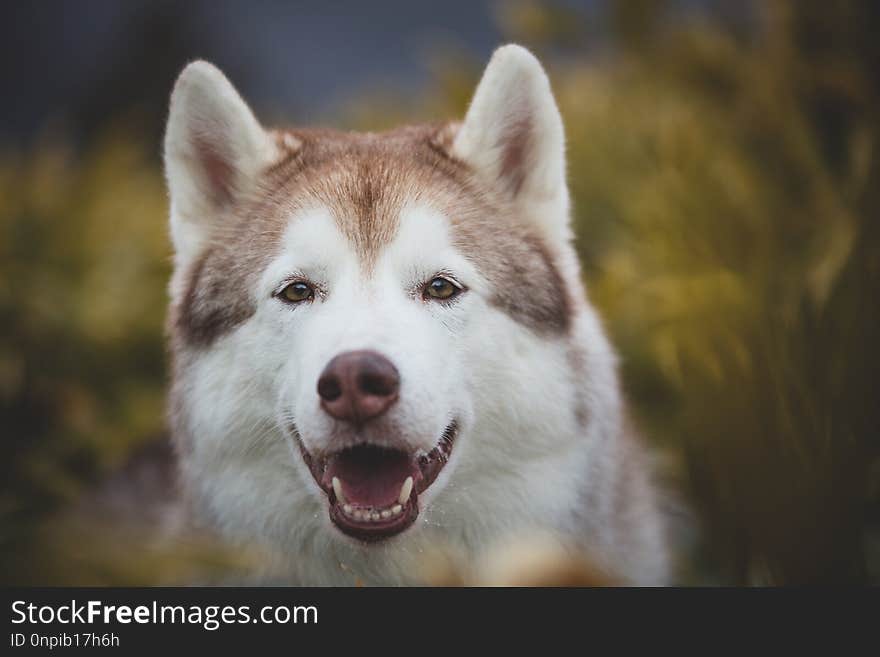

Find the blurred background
[[1, 0, 878, 585]]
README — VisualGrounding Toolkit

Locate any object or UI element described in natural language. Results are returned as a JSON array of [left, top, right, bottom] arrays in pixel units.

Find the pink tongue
[[324, 446, 416, 508]]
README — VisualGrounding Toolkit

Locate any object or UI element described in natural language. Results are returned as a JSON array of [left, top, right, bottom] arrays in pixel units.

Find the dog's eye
[[279, 281, 314, 303], [423, 277, 461, 301]]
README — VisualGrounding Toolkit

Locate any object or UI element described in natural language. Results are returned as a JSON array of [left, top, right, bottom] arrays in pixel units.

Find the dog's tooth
[[380, 509, 391, 519], [370, 512, 380, 521], [353, 510, 363, 521], [342, 504, 352, 515], [391, 504, 403, 515], [332, 477, 347, 504], [398, 476, 413, 505]]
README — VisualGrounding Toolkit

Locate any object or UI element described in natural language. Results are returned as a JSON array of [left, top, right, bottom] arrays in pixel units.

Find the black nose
[[317, 350, 400, 426]]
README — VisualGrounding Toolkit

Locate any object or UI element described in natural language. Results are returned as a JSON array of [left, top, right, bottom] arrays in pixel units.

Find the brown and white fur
[[163, 45, 671, 585]]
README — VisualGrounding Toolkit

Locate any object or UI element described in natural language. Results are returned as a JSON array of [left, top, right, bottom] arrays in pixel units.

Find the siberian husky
[[163, 44, 671, 585]]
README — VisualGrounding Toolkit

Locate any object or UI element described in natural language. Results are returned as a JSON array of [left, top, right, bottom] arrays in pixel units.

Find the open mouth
[[295, 422, 458, 542]]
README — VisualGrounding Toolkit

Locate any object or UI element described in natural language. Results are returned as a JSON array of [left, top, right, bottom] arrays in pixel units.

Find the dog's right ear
[[451, 45, 567, 239], [164, 61, 280, 263]]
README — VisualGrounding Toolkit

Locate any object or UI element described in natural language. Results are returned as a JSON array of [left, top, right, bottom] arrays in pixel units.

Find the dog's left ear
[[452, 45, 568, 231], [164, 61, 281, 264]]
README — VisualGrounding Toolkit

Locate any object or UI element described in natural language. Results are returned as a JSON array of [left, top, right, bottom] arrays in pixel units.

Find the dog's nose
[[317, 350, 400, 426]]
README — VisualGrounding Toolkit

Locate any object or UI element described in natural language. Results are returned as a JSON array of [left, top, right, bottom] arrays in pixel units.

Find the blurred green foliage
[[532, 0, 880, 584], [1, 0, 878, 584], [0, 129, 171, 581]]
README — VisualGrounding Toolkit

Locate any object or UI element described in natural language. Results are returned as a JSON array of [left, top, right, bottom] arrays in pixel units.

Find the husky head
[[164, 46, 621, 580]]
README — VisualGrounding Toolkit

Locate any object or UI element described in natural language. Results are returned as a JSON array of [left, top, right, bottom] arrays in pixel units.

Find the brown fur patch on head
[[170, 123, 572, 348], [263, 126, 470, 271], [453, 225, 571, 335], [172, 243, 270, 347]]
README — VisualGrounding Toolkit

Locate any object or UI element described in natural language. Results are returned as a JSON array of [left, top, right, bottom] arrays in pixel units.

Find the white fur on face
[[175, 198, 627, 582], [262, 205, 475, 462]]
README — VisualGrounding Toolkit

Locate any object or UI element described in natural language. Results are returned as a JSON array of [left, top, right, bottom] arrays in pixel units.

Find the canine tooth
[[342, 504, 352, 515], [332, 477, 347, 504], [353, 510, 363, 521], [371, 512, 380, 521], [398, 476, 413, 505], [381, 510, 391, 519], [391, 504, 403, 515]]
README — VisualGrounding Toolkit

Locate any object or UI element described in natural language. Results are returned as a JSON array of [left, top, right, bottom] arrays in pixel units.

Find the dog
[[163, 44, 671, 585]]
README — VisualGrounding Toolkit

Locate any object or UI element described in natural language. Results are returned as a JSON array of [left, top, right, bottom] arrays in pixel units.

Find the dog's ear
[[164, 61, 279, 262], [452, 45, 568, 233]]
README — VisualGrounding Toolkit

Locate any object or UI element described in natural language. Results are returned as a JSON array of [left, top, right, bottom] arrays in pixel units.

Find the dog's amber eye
[[424, 277, 460, 301], [279, 281, 314, 303]]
